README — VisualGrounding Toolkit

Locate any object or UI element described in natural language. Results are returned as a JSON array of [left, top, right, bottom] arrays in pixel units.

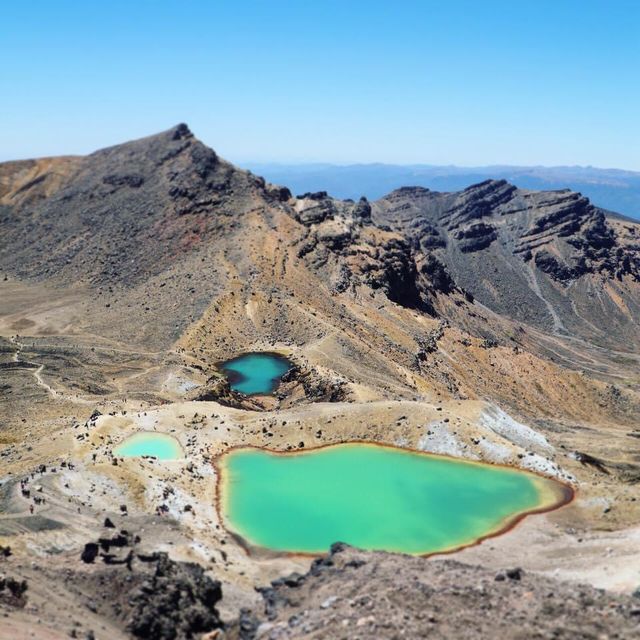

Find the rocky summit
[[1, 125, 640, 639], [373, 180, 640, 349]]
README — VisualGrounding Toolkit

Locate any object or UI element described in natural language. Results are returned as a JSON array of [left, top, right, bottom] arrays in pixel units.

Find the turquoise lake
[[220, 352, 292, 395], [113, 432, 184, 460], [218, 443, 571, 555]]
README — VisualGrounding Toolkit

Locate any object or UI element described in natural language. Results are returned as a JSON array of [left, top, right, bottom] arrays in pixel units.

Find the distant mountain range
[[242, 162, 640, 221]]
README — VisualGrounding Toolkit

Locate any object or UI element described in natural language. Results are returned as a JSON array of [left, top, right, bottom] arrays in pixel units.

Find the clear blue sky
[[1, 0, 639, 169]]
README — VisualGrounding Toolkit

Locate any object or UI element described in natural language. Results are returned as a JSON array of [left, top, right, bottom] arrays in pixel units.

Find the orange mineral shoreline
[[212, 440, 575, 560]]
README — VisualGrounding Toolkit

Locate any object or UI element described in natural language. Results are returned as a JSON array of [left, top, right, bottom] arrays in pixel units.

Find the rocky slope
[[0, 125, 460, 349], [4, 542, 640, 639], [232, 543, 640, 639], [0, 124, 272, 287], [2, 125, 638, 355], [373, 180, 640, 351]]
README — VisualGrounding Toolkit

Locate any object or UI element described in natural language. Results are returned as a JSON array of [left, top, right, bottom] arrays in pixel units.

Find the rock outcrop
[[233, 544, 640, 639], [73, 532, 224, 639], [126, 552, 223, 640], [291, 190, 457, 312]]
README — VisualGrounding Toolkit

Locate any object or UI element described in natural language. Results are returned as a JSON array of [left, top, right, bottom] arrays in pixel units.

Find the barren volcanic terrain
[[1, 125, 639, 639]]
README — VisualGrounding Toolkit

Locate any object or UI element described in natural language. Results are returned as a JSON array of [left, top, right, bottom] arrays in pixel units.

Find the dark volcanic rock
[[278, 364, 350, 403], [292, 190, 438, 311], [352, 196, 372, 222], [127, 552, 222, 640], [80, 542, 99, 564], [534, 250, 577, 283], [0, 575, 28, 608], [102, 174, 145, 189], [418, 254, 457, 295], [43, 546, 226, 639], [363, 235, 424, 308], [295, 192, 338, 225], [235, 544, 640, 639], [454, 221, 498, 253], [443, 180, 517, 230]]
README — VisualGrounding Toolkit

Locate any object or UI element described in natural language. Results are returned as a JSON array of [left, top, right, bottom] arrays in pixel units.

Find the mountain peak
[[0, 125, 266, 288], [171, 122, 193, 140]]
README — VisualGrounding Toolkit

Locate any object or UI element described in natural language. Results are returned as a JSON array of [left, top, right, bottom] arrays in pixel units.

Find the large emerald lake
[[219, 352, 291, 395], [218, 443, 571, 555]]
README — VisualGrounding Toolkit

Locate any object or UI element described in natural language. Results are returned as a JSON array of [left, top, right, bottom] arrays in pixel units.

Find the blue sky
[[1, 1, 639, 169]]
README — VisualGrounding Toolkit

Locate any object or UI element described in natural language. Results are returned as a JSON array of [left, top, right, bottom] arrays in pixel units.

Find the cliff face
[[290, 191, 440, 311], [373, 179, 640, 350]]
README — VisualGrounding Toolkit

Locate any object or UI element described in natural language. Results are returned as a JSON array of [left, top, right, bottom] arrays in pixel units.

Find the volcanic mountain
[[1, 125, 639, 638], [373, 180, 640, 350]]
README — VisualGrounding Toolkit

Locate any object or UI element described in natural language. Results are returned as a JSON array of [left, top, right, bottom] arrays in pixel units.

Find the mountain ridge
[[1, 124, 638, 355]]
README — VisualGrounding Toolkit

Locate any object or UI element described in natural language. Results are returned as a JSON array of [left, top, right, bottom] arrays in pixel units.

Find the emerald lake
[[113, 432, 184, 460], [218, 443, 571, 555], [219, 352, 291, 395]]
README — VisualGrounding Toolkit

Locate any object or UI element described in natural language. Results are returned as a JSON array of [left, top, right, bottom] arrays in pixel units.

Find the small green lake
[[219, 352, 291, 395], [218, 443, 571, 555], [113, 432, 184, 460]]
